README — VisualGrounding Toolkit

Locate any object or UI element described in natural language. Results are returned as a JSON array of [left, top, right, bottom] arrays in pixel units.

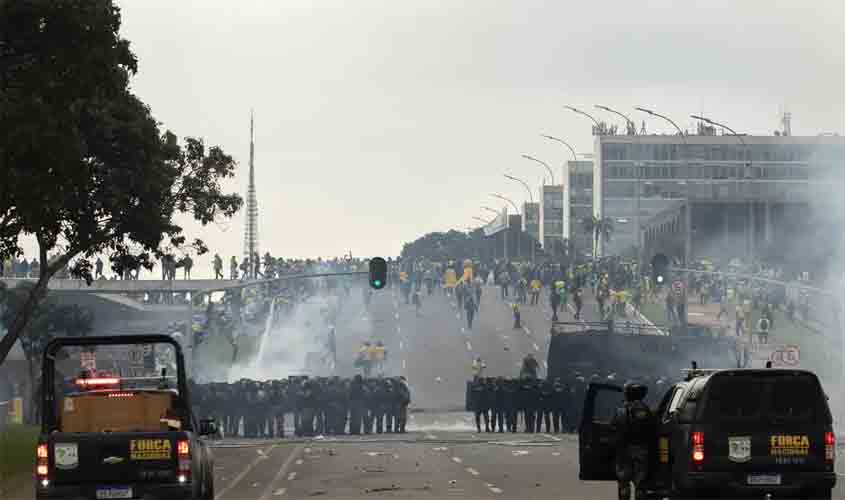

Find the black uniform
[[612, 383, 654, 500]]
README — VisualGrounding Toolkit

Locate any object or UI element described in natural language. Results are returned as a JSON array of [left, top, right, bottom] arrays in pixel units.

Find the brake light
[[107, 392, 135, 398], [36, 443, 49, 479], [75, 377, 120, 387], [691, 432, 704, 464], [177, 439, 191, 483], [825, 432, 835, 462]]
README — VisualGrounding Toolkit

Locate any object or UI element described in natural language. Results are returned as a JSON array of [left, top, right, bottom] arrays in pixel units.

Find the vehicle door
[[578, 382, 623, 480], [653, 384, 681, 486]]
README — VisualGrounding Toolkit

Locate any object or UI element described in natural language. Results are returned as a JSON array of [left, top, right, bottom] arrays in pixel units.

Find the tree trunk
[[0, 235, 71, 365], [0, 274, 50, 365]]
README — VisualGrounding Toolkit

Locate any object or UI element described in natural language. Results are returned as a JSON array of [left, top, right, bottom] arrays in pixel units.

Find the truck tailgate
[[51, 432, 182, 484]]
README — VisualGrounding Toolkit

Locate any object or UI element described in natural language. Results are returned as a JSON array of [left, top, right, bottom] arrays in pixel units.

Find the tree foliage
[[0, 0, 243, 363]]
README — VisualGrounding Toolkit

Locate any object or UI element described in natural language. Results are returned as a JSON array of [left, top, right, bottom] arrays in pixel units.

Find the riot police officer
[[612, 382, 654, 500]]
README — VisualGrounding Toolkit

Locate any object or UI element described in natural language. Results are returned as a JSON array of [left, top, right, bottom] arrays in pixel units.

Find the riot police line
[[465, 373, 670, 434], [189, 375, 411, 438]]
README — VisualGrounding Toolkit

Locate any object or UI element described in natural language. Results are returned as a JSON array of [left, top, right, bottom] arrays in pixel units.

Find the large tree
[[0, 0, 242, 363]]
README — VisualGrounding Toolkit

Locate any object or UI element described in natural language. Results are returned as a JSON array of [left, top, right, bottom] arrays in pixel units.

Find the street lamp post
[[691, 114, 754, 262], [504, 174, 535, 263], [492, 193, 520, 262], [542, 134, 578, 264], [596, 105, 637, 135], [521, 154, 555, 185], [636, 106, 691, 334], [564, 105, 602, 131]]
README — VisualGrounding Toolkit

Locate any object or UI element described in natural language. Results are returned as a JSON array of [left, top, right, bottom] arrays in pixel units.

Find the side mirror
[[199, 418, 217, 437]]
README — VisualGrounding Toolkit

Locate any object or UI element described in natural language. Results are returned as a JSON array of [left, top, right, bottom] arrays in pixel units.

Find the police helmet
[[623, 382, 648, 402]]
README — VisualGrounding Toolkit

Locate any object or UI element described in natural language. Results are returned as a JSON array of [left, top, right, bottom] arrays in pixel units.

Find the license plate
[[747, 474, 781, 486], [96, 486, 133, 499]]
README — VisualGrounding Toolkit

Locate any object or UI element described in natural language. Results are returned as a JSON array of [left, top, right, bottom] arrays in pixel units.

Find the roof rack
[[680, 368, 721, 381]]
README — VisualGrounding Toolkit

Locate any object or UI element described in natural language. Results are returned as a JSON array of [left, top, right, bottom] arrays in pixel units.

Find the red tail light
[[177, 440, 191, 483], [825, 432, 835, 462], [36, 443, 49, 478], [691, 432, 704, 463], [75, 377, 120, 387]]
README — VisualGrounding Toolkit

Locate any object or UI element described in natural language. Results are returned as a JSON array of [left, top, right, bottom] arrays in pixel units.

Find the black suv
[[579, 369, 837, 499]]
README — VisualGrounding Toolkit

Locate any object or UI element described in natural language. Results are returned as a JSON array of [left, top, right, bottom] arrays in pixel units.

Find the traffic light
[[651, 253, 669, 286], [369, 257, 387, 290]]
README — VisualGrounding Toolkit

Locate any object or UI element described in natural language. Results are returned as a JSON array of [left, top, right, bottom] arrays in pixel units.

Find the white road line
[[286, 472, 297, 481], [399, 341, 404, 350], [466, 341, 472, 351], [451, 456, 463, 464], [295, 459, 303, 465], [465, 467, 479, 476], [488, 485, 503, 494], [402, 359, 406, 369], [256, 443, 305, 500], [273, 488, 287, 496], [215, 443, 278, 500]]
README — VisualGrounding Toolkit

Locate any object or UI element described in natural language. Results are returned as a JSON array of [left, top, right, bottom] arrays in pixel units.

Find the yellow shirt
[[530, 279, 542, 291]]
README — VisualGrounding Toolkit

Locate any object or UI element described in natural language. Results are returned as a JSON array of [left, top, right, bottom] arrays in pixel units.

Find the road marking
[[465, 467, 479, 476], [295, 459, 303, 465], [451, 456, 463, 464], [287, 472, 296, 481], [523, 327, 531, 335], [397, 326, 401, 333], [256, 443, 305, 500], [273, 488, 287, 496], [215, 443, 278, 500], [466, 341, 472, 351], [532, 342, 540, 351], [489, 486, 503, 494], [402, 359, 406, 369], [395, 313, 400, 319], [399, 341, 404, 350]]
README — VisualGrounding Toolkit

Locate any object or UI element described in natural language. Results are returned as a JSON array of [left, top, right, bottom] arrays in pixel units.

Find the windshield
[[703, 373, 829, 423], [49, 342, 181, 433]]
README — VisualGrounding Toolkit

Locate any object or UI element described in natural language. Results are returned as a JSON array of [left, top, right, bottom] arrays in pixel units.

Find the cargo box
[[61, 391, 174, 433]]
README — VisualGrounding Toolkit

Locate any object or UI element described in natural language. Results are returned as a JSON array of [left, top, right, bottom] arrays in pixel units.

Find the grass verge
[[0, 424, 39, 492]]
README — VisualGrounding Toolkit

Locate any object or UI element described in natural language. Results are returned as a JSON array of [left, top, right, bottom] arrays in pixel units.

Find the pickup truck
[[36, 334, 216, 500]]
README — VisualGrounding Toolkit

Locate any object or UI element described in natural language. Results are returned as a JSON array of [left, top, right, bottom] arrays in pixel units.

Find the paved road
[[207, 431, 608, 500]]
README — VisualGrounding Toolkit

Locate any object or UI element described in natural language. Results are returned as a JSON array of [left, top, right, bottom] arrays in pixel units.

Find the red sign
[[672, 280, 685, 295]]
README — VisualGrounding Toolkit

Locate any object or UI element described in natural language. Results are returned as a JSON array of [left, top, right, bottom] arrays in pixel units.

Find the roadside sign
[[672, 280, 685, 296]]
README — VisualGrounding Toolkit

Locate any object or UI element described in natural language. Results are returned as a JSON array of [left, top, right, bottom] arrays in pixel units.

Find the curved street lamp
[[635, 107, 687, 144], [473, 216, 492, 224], [504, 174, 533, 203], [540, 134, 578, 162], [596, 105, 636, 135], [490, 193, 519, 214], [564, 105, 601, 129], [481, 206, 499, 216], [521, 154, 554, 185], [690, 114, 746, 147]]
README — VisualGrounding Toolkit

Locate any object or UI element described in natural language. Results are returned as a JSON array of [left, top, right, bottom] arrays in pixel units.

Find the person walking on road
[[550, 285, 561, 322], [465, 291, 478, 330], [573, 288, 584, 320], [530, 277, 542, 305]]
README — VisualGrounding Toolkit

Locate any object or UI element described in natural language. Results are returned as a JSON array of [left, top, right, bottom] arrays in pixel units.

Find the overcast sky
[[114, 0, 845, 268]]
